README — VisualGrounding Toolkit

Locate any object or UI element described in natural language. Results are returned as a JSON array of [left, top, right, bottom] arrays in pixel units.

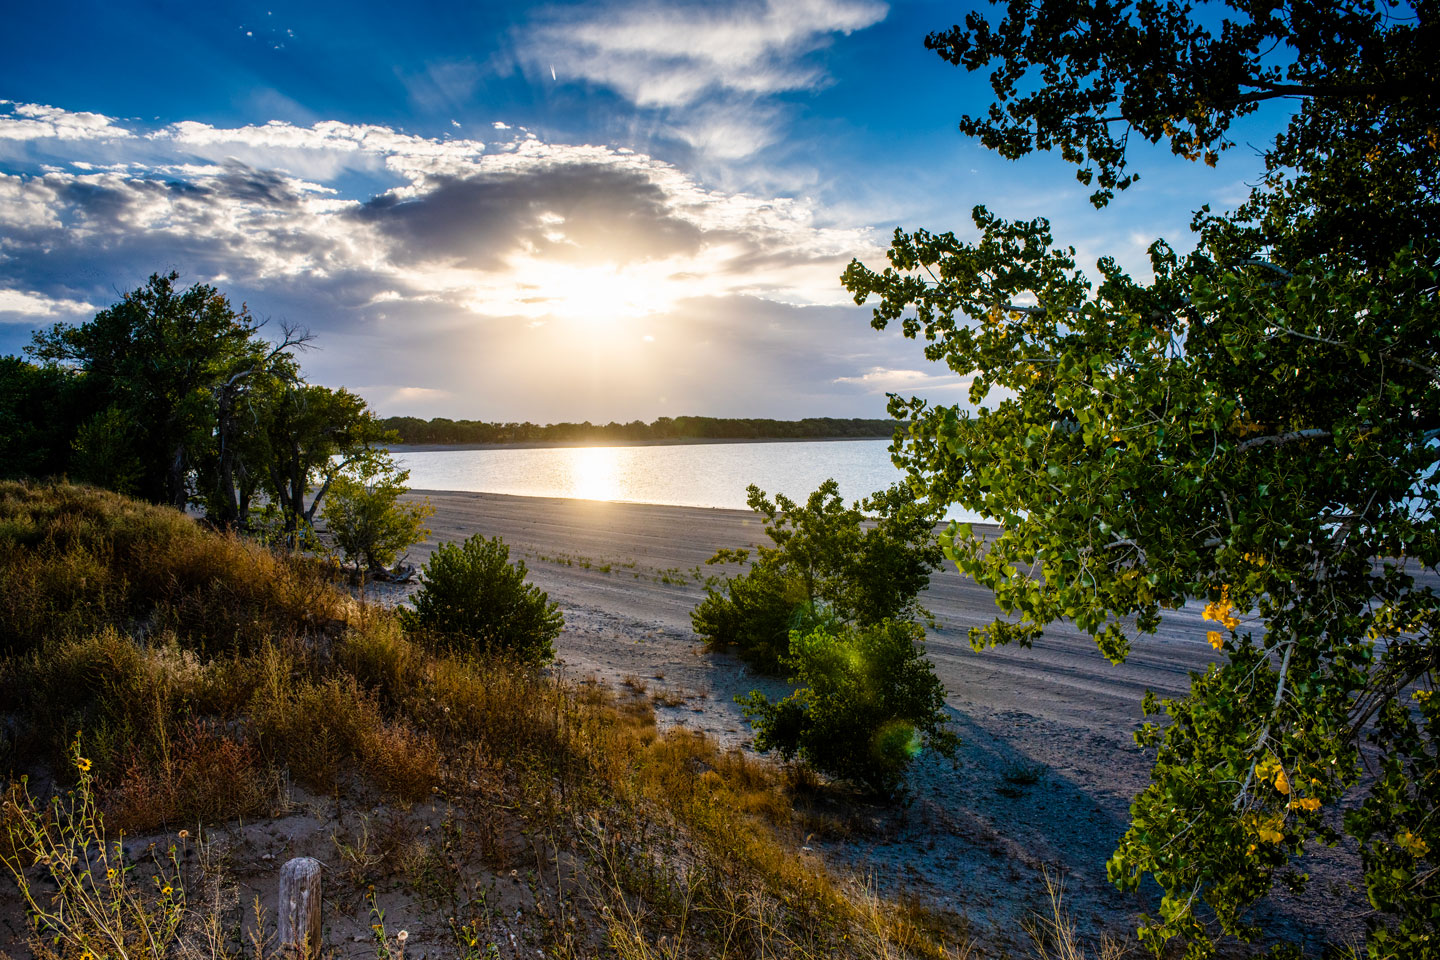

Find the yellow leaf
[[1397, 829, 1431, 858], [1274, 768, 1290, 795], [1207, 630, 1225, 650]]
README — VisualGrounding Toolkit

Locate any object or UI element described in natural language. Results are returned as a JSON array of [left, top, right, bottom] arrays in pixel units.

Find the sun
[[536, 262, 664, 325], [467, 255, 696, 327]]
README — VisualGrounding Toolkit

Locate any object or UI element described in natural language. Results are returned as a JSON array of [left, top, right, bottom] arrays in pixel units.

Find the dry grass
[[0, 482, 1012, 959]]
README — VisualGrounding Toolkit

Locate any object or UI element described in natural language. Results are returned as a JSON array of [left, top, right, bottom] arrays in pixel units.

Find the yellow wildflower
[[76, 757, 91, 773], [161, 885, 173, 897]]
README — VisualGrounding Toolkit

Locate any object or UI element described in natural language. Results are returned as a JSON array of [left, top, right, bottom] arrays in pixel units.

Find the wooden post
[[277, 856, 322, 958]]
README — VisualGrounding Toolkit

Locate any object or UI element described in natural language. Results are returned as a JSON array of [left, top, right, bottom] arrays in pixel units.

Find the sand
[[364, 489, 1363, 952]]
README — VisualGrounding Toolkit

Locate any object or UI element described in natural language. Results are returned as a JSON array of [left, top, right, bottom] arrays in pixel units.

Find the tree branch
[[1237, 428, 1332, 452]]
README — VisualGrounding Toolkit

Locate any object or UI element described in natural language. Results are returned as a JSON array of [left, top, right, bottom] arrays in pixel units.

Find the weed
[[1, 739, 187, 959], [1022, 870, 1127, 960], [366, 889, 411, 960], [332, 816, 384, 887]]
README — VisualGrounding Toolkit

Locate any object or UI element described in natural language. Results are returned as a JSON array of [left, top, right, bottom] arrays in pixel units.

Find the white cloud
[[516, 0, 886, 158], [0, 102, 134, 142], [834, 367, 971, 393], [0, 288, 97, 321], [666, 101, 783, 160], [386, 386, 452, 403], [0, 173, 63, 229], [527, 0, 885, 106]]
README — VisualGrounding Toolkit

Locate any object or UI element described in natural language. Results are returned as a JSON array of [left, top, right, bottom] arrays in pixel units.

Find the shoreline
[[386, 435, 896, 453], [400, 486, 1001, 531]]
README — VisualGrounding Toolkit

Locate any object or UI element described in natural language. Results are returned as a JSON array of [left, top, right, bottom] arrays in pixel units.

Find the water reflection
[[392, 438, 983, 521], [566, 446, 622, 502]]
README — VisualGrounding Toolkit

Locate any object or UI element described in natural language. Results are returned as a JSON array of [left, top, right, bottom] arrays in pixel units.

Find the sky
[[0, 0, 1270, 423]]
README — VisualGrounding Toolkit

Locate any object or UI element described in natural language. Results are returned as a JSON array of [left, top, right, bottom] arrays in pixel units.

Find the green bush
[[692, 480, 941, 672], [691, 564, 807, 672], [739, 619, 957, 794], [401, 534, 563, 663]]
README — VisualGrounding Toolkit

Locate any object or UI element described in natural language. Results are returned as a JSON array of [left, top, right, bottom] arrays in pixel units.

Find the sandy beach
[[370, 489, 1360, 952]]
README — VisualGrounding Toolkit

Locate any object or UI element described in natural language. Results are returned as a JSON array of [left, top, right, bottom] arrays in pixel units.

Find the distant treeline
[[381, 416, 901, 446]]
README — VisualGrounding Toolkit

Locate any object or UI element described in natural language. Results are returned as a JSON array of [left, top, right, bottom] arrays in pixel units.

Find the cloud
[[516, 0, 886, 158], [354, 164, 707, 267], [0, 288, 98, 322], [834, 367, 972, 393], [0, 102, 134, 142], [526, 0, 885, 106], [0, 101, 881, 358], [665, 101, 784, 159]]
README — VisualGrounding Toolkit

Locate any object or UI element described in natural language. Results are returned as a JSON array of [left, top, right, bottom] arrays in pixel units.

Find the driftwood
[[277, 856, 322, 957]]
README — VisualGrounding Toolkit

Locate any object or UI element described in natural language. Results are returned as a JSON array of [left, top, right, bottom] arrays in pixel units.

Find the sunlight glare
[[566, 446, 623, 502], [476, 257, 701, 326]]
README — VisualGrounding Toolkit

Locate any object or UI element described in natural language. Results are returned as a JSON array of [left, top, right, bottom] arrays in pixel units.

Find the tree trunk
[[168, 443, 188, 510]]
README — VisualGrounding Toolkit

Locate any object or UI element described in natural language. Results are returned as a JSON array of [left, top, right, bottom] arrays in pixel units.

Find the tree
[[400, 534, 563, 664], [739, 619, 958, 794], [321, 455, 432, 579], [28, 273, 303, 513], [692, 480, 943, 671], [843, 2, 1438, 956], [0, 357, 80, 481], [254, 383, 394, 540]]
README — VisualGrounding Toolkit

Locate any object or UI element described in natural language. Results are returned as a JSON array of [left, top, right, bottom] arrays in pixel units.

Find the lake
[[391, 439, 984, 521]]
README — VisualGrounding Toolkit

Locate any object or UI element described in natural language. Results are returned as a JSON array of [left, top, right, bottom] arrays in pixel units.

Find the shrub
[[690, 564, 806, 672], [692, 480, 942, 671], [739, 619, 958, 794], [401, 534, 563, 664]]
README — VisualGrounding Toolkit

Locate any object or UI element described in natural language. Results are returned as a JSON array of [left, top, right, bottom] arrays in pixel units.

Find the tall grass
[[0, 481, 989, 958]]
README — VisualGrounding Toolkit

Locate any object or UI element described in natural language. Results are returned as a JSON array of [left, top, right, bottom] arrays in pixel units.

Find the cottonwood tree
[[253, 382, 393, 540], [844, 1, 1438, 956], [29, 273, 307, 517]]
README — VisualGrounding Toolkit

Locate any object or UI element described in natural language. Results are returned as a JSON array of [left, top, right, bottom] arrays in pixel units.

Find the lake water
[[391, 439, 983, 521]]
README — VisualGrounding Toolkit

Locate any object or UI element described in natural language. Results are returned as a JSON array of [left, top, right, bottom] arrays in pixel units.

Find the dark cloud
[[354, 163, 705, 267], [202, 163, 307, 208]]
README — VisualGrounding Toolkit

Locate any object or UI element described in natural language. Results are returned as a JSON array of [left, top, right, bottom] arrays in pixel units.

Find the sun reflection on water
[[565, 446, 623, 502]]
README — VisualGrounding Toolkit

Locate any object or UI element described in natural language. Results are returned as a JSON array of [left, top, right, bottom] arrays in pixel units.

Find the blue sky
[[0, 0, 1269, 422]]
